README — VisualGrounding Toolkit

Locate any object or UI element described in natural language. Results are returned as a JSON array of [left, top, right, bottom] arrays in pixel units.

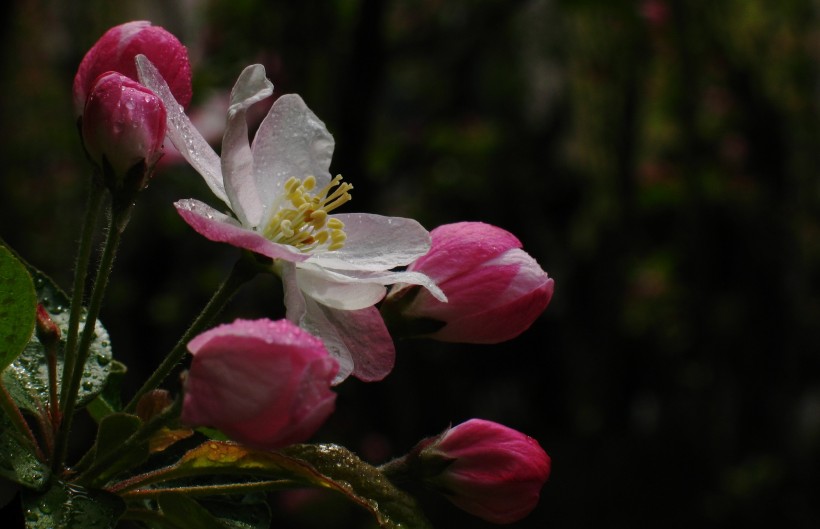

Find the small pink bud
[[397, 221, 554, 343], [35, 304, 61, 347], [73, 20, 192, 117], [81, 72, 167, 183], [419, 419, 551, 524], [181, 319, 339, 450]]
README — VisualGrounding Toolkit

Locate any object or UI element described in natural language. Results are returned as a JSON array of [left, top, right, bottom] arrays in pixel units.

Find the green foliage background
[[2, 0, 820, 527]]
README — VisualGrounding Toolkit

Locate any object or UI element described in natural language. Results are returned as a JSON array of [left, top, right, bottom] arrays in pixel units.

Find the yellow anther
[[284, 177, 300, 193], [261, 174, 353, 253]]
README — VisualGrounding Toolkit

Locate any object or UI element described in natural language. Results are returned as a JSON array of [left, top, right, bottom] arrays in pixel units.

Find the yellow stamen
[[261, 174, 352, 253]]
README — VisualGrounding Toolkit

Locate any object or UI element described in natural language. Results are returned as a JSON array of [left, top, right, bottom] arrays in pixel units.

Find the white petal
[[346, 269, 447, 302], [295, 264, 386, 310], [222, 65, 272, 227], [307, 213, 432, 271], [304, 303, 354, 384], [135, 55, 228, 205], [282, 253, 398, 385], [281, 261, 307, 323], [251, 94, 335, 214]]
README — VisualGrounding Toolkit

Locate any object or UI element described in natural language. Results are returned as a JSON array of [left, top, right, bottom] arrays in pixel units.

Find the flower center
[[261, 174, 353, 252]]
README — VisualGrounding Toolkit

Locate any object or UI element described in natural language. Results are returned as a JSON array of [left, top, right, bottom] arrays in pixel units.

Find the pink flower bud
[[35, 304, 61, 347], [73, 20, 191, 116], [181, 319, 339, 450], [419, 419, 551, 524], [399, 221, 554, 343], [81, 72, 167, 181]]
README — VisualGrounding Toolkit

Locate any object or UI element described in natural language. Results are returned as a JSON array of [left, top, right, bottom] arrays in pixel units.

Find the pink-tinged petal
[[409, 221, 522, 283], [484, 249, 552, 305], [299, 298, 396, 384], [183, 333, 294, 425], [268, 358, 339, 446], [433, 276, 554, 344], [404, 251, 553, 343], [222, 64, 272, 227], [136, 55, 228, 205], [182, 318, 338, 450], [295, 264, 387, 310], [307, 213, 432, 271], [74, 21, 191, 115], [251, 94, 334, 211], [286, 289, 352, 382], [403, 259, 520, 322], [174, 199, 308, 262]]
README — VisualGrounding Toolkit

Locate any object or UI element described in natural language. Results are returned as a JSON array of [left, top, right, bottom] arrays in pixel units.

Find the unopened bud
[[73, 20, 191, 117], [81, 72, 167, 194], [35, 304, 61, 348]]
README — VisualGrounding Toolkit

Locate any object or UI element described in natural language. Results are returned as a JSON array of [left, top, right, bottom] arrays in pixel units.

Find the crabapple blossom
[[73, 20, 191, 117], [135, 56, 444, 383], [411, 419, 551, 524], [81, 72, 166, 186], [181, 318, 338, 450], [386, 221, 554, 344]]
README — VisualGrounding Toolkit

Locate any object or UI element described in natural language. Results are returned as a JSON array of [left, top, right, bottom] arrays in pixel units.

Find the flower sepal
[[99, 157, 154, 216]]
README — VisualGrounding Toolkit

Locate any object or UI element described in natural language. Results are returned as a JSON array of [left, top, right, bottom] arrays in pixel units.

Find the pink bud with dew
[[81, 72, 167, 179], [73, 20, 191, 117], [419, 419, 551, 524], [181, 319, 339, 450], [398, 221, 554, 343]]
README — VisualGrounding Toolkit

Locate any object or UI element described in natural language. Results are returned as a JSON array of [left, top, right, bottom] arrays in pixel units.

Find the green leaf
[[2, 265, 112, 414], [0, 244, 37, 370], [285, 444, 434, 529], [0, 413, 49, 490], [87, 359, 127, 422], [157, 493, 230, 529], [21, 479, 125, 528], [147, 441, 431, 529], [91, 412, 148, 483]]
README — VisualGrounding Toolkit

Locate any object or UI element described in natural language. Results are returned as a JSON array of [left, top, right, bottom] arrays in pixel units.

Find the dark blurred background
[[2, 0, 820, 527]]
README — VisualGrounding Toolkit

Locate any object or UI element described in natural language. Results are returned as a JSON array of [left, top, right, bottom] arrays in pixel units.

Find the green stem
[[0, 382, 46, 462], [54, 203, 129, 473], [60, 182, 104, 408], [74, 397, 180, 487], [44, 338, 59, 458], [119, 479, 295, 499], [124, 256, 257, 413]]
